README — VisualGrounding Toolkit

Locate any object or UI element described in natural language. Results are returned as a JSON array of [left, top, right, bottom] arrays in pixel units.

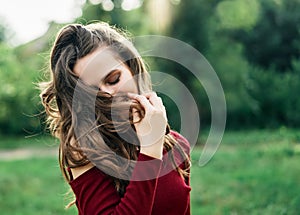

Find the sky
[[0, 0, 85, 46]]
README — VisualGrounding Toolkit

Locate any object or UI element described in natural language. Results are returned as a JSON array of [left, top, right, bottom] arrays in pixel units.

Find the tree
[[0, 19, 8, 43], [233, 0, 300, 72], [0, 44, 42, 135], [77, 1, 151, 35]]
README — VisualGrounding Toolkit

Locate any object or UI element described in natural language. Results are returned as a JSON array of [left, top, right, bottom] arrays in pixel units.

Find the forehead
[[74, 47, 124, 85]]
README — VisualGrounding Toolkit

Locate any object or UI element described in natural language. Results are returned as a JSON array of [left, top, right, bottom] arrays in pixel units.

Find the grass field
[[0, 129, 300, 214]]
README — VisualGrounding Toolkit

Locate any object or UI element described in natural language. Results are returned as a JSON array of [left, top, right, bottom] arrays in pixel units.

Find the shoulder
[[69, 164, 113, 192], [70, 162, 95, 181], [169, 130, 190, 155]]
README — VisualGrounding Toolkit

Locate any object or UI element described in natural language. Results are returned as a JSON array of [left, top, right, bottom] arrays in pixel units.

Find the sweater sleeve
[[70, 153, 162, 215]]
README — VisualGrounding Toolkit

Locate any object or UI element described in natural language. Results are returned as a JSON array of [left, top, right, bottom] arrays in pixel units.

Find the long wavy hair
[[40, 22, 190, 197]]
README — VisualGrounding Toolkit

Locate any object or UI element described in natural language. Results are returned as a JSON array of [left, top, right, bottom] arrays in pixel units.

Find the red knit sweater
[[69, 130, 191, 215]]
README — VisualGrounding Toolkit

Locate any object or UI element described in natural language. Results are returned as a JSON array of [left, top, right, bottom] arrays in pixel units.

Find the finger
[[144, 92, 167, 120], [142, 92, 157, 99], [143, 92, 164, 108], [132, 107, 140, 123], [128, 93, 154, 111], [127, 92, 140, 99], [129, 92, 161, 106]]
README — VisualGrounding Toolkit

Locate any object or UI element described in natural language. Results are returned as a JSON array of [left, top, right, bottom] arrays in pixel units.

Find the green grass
[[191, 128, 300, 215], [0, 129, 300, 214], [0, 157, 77, 215]]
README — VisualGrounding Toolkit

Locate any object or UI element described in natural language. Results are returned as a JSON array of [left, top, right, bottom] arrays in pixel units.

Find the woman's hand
[[128, 92, 167, 159]]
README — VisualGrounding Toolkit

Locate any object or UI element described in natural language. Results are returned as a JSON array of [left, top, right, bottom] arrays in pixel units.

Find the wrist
[[140, 138, 164, 160]]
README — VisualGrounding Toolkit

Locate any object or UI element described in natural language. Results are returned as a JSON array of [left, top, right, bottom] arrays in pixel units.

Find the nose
[[99, 85, 116, 95]]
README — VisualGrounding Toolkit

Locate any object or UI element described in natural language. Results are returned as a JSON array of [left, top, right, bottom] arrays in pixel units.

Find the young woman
[[40, 22, 191, 215]]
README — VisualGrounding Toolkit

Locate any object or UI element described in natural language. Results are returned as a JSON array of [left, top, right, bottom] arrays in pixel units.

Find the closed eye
[[104, 70, 121, 85]]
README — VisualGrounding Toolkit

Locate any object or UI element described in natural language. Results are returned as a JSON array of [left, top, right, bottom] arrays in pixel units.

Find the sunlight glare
[[102, 0, 114, 11], [170, 0, 181, 5], [121, 0, 143, 11], [89, 0, 103, 5], [0, 0, 84, 45]]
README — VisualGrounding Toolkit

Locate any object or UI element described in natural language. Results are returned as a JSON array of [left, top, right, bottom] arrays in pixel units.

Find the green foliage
[[166, 0, 300, 128], [156, 0, 214, 127], [246, 61, 300, 127], [166, 0, 259, 128], [77, 2, 151, 35], [1, 0, 300, 134], [232, 0, 300, 71], [168, 0, 211, 52], [205, 37, 257, 127], [0, 25, 6, 42], [216, 0, 260, 30], [0, 44, 42, 135], [0, 19, 9, 43]]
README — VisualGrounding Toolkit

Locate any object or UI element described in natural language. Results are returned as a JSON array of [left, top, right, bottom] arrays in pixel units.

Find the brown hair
[[40, 22, 190, 198]]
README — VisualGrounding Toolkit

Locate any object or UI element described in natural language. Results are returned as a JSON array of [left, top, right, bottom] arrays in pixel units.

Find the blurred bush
[[165, 0, 300, 129], [1, 0, 300, 135], [245, 59, 300, 128], [0, 43, 43, 135]]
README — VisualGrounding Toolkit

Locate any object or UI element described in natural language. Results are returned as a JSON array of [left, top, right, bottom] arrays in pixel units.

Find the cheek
[[119, 76, 138, 93]]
